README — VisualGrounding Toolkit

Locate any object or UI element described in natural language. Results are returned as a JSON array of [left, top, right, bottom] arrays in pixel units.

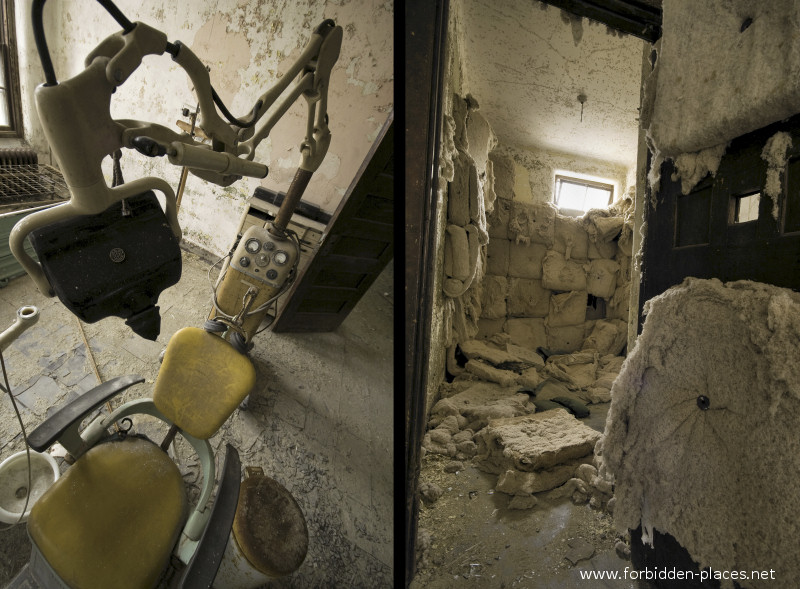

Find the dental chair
[[8, 325, 256, 588]]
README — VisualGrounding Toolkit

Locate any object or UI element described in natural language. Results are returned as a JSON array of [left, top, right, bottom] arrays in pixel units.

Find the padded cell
[[28, 437, 187, 589], [154, 327, 256, 439]]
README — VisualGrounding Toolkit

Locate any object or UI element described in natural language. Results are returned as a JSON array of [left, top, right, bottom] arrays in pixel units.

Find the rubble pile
[[422, 333, 624, 511]]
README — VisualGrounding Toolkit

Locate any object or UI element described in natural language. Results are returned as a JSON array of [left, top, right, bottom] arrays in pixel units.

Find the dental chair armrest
[[27, 375, 145, 452], [179, 444, 241, 588]]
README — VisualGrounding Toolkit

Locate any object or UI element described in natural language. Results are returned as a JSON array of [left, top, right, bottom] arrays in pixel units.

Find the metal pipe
[[0, 306, 39, 353], [270, 168, 314, 235]]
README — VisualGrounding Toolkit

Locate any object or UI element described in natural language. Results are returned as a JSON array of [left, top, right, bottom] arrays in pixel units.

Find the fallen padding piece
[[475, 409, 601, 473], [532, 399, 565, 413], [550, 396, 590, 418]]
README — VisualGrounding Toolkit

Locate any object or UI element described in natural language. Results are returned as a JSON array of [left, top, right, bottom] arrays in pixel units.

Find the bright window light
[[733, 192, 760, 224], [554, 175, 614, 215]]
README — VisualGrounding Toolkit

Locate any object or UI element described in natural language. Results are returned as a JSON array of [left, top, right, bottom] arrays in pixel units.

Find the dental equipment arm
[[12, 0, 342, 296]]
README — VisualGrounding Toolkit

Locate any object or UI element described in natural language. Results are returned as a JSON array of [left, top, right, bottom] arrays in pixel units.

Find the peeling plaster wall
[[498, 144, 632, 206], [458, 0, 643, 168], [21, 0, 392, 255]]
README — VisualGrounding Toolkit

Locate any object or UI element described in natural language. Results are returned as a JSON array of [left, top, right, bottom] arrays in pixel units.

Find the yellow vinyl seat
[[28, 437, 187, 589], [154, 327, 256, 439]]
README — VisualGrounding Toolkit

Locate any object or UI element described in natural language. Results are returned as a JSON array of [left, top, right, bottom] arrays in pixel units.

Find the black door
[[271, 114, 393, 333], [639, 113, 800, 326]]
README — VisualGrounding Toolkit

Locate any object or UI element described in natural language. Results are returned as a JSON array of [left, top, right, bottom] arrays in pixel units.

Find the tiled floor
[[0, 250, 394, 587]]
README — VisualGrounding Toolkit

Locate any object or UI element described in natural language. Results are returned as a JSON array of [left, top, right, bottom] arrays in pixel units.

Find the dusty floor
[[411, 403, 654, 589], [0, 249, 393, 587]]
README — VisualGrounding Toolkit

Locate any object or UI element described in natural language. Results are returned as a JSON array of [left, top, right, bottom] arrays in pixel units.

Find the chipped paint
[[18, 0, 392, 256], [457, 0, 642, 169]]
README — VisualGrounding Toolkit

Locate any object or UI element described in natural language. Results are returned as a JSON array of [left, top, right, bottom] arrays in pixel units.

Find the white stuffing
[[648, 0, 800, 157], [761, 131, 793, 221], [603, 278, 800, 589], [671, 143, 727, 195]]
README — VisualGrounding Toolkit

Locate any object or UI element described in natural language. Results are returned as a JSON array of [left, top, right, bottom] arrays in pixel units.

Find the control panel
[[230, 225, 298, 289]]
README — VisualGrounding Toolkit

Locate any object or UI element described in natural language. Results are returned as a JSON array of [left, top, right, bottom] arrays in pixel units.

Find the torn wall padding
[[761, 131, 793, 221], [587, 238, 617, 260], [546, 290, 587, 327], [508, 242, 547, 279], [672, 143, 727, 195], [582, 319, 627, 357], [477, 318, 506, 340], [607, 283, 630, 320], [489, 151, 515, 201], [648, 0, 800, 157], [507, 278, 550, 317], [586, 259, 620, 299], [439, 113, 456, 183], [444, 224, 470, 281], [443, 224, 481, 298], [583, 211, 624, 244], [505, 318, 547, 350], [508, 201, 556, 246], [480, 275, 507, 319], [448, 152, 472, 226], [487, 197, 511, 240], [542, 251, 588, 292], [486, 238, 510, 275], [484, 159, 497, 214], [553, 216, 589, 260], [546, 324, 584, 355], [603, 278, 800, 589], [445, 289, 481, 345]]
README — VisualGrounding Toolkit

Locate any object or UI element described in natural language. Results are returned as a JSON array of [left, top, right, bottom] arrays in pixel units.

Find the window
[[0, 0, 22, 137], [732, 192, 760, 224], [554, 175, 614, 215]]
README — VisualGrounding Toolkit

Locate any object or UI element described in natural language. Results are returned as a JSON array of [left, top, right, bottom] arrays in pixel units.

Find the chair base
[[8, 539, 70, 589]]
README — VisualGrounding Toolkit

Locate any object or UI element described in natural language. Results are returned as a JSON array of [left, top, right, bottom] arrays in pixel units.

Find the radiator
[[0, 150, 69, 283], [0, 147, 38, 166]]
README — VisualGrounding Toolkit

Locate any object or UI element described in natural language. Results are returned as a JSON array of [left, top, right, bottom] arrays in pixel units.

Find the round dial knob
[[273, 250, 289, 265], [245, 238, 261, 254], [238, 256, 250, 268], [262, 240, 276, 251], [256, 253, 269, 267]]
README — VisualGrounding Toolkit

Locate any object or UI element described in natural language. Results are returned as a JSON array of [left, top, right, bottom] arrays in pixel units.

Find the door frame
[[404, 0, 449, 585]]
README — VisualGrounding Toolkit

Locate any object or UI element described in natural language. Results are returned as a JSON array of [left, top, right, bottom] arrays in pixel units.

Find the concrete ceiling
[[459, 0, 646, 169]]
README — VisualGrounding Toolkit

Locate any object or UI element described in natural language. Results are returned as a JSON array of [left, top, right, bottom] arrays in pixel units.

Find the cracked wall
[[458, 0, 643, 168], [497, 144, 632, 207], [18, 0, 392, 256]]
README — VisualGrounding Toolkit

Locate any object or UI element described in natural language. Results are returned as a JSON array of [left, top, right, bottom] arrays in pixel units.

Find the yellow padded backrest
[[154, 327, 256, 439], [28, 437, 187, 589]]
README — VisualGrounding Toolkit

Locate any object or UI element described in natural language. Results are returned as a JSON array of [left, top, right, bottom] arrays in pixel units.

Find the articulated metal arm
[[15, 0, 342, 296]]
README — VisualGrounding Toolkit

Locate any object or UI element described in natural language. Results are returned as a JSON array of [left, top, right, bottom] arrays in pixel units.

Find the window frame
[[0, 0, 23, 138], [554, 174, 615, 215]]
